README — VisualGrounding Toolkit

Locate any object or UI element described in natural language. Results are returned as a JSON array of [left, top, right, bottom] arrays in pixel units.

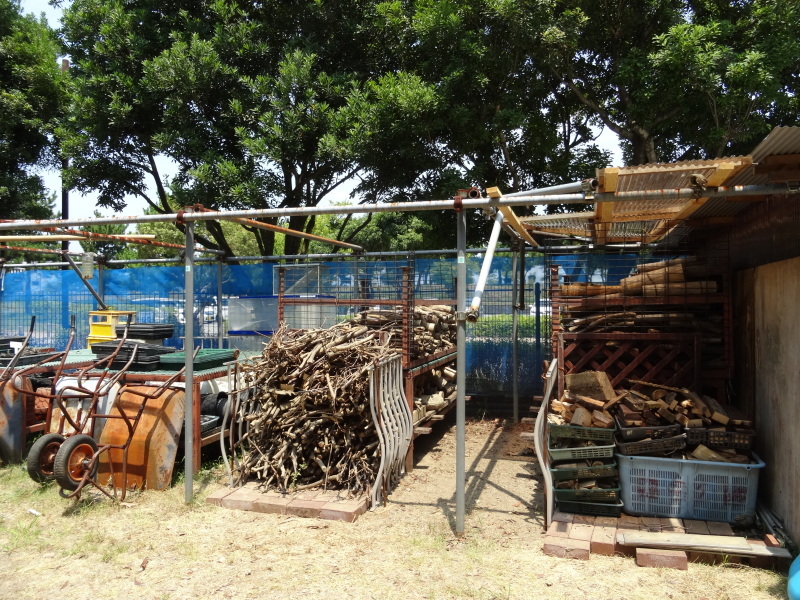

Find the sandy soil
[[0, 417, 788, 600]]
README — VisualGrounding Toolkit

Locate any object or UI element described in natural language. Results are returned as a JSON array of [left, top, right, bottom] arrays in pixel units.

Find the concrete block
[[220, 486, 262, 512], [205, 487, 235, 507], [542, 536, 591, 560], [636, 548, 688, 570], [569, 523, 594, 542], [253, 492, 292, 515], [551, 510, 574, 523], [319, 497, 369, 523], [590, 525, 617, 556], [546, 520, 571, 538], [707, 521, 734, 536]]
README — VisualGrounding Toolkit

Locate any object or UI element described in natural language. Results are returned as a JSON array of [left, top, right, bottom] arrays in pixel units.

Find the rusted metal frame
[[0, 316, 36, 381], [16, 325, 133, 438], [8, 317, 79, 437], [67, 363, 190, 501], [193, 205, 363, 252], [0, 244, 81, 256], [405, 350, 457, 376], [277, 267, 285, 324], [10, 182, 797, 233]]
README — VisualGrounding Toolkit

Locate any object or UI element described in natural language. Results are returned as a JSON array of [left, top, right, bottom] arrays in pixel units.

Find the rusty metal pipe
[[193, 206, 363, 252], [2, 184, 795, 231]]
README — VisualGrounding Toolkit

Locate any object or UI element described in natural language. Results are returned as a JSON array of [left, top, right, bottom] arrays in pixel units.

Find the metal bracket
[[455, 311, 468, 322]]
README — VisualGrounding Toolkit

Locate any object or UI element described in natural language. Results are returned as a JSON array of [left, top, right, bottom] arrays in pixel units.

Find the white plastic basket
[[617, 452, 765, 523]]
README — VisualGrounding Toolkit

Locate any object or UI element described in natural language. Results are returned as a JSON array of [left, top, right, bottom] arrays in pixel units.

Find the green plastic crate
[[556, 499, 624, 517], [550, 461, 618, 481], [553, 487, 620, 503], [549, 423, 615, 442]]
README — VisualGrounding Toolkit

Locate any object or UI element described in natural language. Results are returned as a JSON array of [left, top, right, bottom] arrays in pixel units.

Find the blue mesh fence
[[0, 256, 552, 399]]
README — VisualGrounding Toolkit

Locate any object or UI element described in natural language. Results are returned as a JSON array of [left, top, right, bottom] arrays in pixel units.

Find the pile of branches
[[234, 321, 395, 494]]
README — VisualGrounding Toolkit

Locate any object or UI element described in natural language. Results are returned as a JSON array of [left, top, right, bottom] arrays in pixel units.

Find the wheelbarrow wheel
[[26, 433, 65, 483], [54, 434, 99, 491]]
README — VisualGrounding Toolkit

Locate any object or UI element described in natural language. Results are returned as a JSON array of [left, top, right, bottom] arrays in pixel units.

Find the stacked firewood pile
[[351, 305, 458, 423], [350, 304, 457, 359], [234, 322, 394, 494], [560, 257, 718, 300], [234, 305, 458, 494], [557, 256, 727, 372], [549, 371, 757, 464]]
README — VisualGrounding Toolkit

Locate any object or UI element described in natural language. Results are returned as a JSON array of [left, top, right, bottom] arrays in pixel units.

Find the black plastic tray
[[115, 324, 175, 337], [159, 349, 236, 371], [614, 416, 682, 442], [93, 341, 177, 359]]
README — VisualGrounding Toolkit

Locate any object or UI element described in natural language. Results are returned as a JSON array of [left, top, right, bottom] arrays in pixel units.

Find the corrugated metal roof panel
[[749, 127, 800, 162]]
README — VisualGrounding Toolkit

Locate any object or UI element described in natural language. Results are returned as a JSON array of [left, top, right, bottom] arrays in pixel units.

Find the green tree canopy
[[0, 0, 64, 221]]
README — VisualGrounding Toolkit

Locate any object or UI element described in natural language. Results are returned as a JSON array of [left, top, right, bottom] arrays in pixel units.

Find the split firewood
[[570, 406, 594, 428]]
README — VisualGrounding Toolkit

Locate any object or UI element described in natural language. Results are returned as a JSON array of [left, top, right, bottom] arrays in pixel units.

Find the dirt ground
[[0, 417, 789, 600]]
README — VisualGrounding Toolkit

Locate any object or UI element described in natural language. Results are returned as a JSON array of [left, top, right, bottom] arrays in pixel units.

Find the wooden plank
[[616, 531, 752, 553], [499, 206, 539, 248]]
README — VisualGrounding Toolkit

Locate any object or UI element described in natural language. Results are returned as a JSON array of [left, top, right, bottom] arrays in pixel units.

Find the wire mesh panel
[[0, 255, 554, 405]]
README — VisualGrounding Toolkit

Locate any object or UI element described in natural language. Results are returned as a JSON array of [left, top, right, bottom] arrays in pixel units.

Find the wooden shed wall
[[734, 257, 800, 544], [704, 194, 800, 543]]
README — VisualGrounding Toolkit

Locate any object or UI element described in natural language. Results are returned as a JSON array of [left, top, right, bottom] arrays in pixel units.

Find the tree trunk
[[283, 214, 309, 256]]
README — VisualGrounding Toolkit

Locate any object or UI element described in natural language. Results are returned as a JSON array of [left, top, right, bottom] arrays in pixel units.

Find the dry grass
[[0, 418, 789, 600]]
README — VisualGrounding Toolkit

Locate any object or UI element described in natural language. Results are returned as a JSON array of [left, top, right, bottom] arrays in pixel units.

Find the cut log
[[702, 395, 730, 425], [575, 394, 606, 412], [565, 371, 616, 402], [642, 281, 717, 296], [621, 264, 685, 295], [635, 257, 697, 273], [591, 410, 614, 429], [570, 406, 594, 428]]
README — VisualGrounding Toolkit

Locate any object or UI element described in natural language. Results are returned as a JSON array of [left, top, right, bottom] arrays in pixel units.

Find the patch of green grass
[[1, 515, 43, 551]]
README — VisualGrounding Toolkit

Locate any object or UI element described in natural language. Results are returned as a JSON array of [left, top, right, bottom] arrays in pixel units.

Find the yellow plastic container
[[88, 310, 136, 338]]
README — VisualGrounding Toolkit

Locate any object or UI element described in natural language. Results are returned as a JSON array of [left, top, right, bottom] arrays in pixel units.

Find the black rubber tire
[[26, 433, 65, 483], [53, 434, 99, 492]]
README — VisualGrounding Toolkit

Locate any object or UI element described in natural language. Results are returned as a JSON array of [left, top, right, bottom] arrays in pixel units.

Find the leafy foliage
[[0, 0, 64, 221]]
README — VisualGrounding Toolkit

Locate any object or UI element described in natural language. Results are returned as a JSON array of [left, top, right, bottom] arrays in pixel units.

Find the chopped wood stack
[[550, 371, 618, 429], [350, 304, 457, 361], [560, 258, 719, 299], [412, 364, 457, 424], [234, 322, 395, 494], [349, 304, 458, 424]]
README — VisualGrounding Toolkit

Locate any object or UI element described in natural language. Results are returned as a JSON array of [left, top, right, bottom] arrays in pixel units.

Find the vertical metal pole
[[184, 218, 195, 503], [98, 259, 105, 309], [535, 282, 542, 374], [511, 249, 519, 423], [456, 208, 467, 535], [216, 259, 224, 348]]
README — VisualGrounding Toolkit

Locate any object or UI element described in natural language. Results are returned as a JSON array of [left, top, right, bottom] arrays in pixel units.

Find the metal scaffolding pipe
[[455, 208, 467, 535], [63, 254, 108, 310], [503, 180, 584, 197], [467, 210, 505, 321], [184, 217, 195, 504], [194, 205, 363, 252], [1, 184, 794, 231], [8, 247, 519, 269]]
